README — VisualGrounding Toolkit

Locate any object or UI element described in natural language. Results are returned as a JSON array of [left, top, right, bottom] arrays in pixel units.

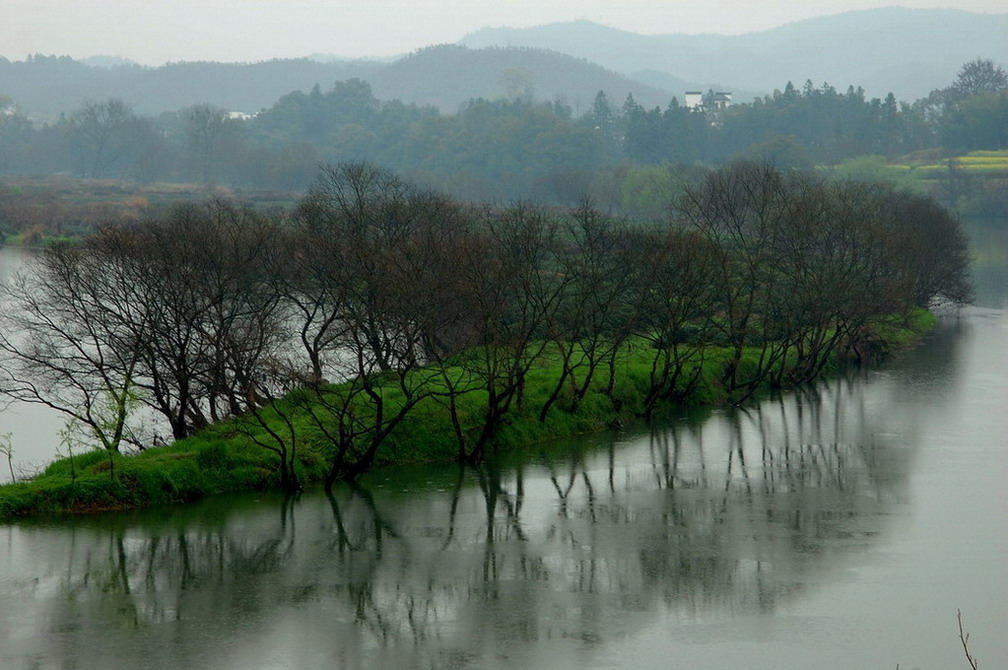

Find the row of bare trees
[[0, 162, 971, 490], [676, 163, 972, 401]]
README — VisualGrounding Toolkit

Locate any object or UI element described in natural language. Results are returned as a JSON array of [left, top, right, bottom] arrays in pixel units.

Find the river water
[[1, 222, 1006, 669]]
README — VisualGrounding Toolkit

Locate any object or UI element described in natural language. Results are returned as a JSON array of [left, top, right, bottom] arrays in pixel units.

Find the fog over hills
[[461, 8, 1008, 101], [0, 47, 672, 120], [2, 7, 1005, 120], [0, 57, 381, 119], [363, 45, 674, 114]]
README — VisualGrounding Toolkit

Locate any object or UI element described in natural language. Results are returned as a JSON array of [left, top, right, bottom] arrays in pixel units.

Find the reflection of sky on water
[[966, 220, 1008, 310]]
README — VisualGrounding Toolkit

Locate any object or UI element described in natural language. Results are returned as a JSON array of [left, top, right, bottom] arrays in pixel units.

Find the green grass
[[0, 310, 936, 520]]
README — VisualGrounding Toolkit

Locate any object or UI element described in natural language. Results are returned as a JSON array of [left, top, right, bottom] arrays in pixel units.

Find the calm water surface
[[1, 225, 1006, 669]]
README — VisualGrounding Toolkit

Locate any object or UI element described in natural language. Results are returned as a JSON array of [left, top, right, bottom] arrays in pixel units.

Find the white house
[[684, 91, 733, 112]]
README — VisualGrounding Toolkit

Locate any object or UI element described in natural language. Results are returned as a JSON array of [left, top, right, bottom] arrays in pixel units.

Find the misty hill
[[362, 45, 673, 113], [80, 56, 140, 69], [0, 55, 382, 119], [0, 47, 673, 120], [461, 8, 1008, 102]]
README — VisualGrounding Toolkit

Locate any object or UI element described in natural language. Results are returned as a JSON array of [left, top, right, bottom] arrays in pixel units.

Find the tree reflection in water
[[4, 371, 919, 669]]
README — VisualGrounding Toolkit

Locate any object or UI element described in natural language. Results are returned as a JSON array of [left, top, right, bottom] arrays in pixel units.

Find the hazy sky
[[3, 0, 1006, 65]]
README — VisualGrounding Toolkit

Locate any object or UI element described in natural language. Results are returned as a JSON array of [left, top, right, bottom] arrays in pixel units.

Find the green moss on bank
[[0, 309, 936, 520]]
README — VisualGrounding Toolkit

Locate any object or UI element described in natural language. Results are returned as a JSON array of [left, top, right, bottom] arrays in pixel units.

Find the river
[[1, 220, 1006, 669]]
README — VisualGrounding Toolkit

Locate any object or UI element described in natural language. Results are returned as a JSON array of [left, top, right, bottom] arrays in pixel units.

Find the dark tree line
[[0, 162, 971, 490], [1, 60, 1004, 207]]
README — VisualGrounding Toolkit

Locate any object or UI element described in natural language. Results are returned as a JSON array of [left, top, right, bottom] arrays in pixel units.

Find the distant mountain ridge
[[460, 8, 1008, 101], [0, 46, 675, 120], [0, 56, 381, 119], [3, 8, 1005, 121]]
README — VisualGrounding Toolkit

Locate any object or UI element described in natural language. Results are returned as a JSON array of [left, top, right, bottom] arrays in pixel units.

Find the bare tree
[[1, 432, 15, 483], [539, 200, 637, 421], [185, 103, 231, 186], [957, 609, 980, 670], [875, 188, 973, 308], [287, 163, 478, 483], [769, 180, 901, 380], [456, 202, 567, 463], [0, 241, 148, 457], [296, 162, 423, 373], [126, 200, 287, 437], [675, 162, 800, 401], [953, 58, 1008, 98], [269, 222, 346, 386], [68, 98, 151, 178], [632, 227, 718, 415], [676, 164, 971, 394], [1, 200, 290, 450], [233, 379, 303, 491]]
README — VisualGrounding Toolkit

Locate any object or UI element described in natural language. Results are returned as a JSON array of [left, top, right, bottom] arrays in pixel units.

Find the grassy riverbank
[[0, 309, 936, 520]]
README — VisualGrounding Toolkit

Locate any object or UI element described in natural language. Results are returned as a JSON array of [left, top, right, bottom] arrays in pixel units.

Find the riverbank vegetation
[[0, 160, 971, 517]]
